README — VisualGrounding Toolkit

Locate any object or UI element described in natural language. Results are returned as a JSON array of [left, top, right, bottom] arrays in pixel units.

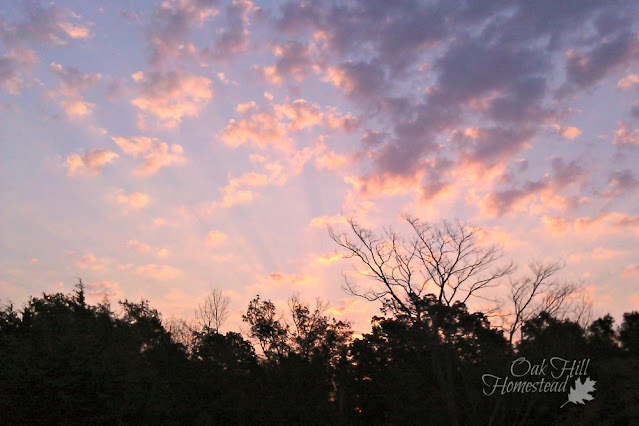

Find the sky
[[1, 0, 639, 334]]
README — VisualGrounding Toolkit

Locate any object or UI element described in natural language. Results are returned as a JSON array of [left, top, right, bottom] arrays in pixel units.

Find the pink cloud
[[314, 253, 343, 265], [212, 175, 264, 209], [152, 218, 168, 227], [236, 101, 257, 113], [326, 298, 369, 316], [220, 99, 357, 152], [61, 97, 95, 117], [617, 74, 639, 90], [126, 239, 151, 253], [57, 21, 92, 39], [243, 271, 319, 299], [324, 66, 358, 95], [114, 189, 151, 209], [220, 107, 291, 151], [75, 253, 110, 271], [590, 247, 623, 260], [275, 100, 324, 131], [77, 254, 96, 269], [347, 169, 425, 199], [130, 70, 212, 129], [112, 136, 186, 176], [206, 230, 228, 246], [65, 149, 118, 176], [542, 212, 639, 237], [621, 264, 639, 278], [135, 264, 180, 280], [309, 214, 345, 228], [125, 241, 170, 258], [314, 151, 350, 171], [48, 62, 101, 118], [324, 110, 359, 132], [541, 215, 571, 234], [266, 272, 314, 287], [613, 121, 639, 147], [0, 48, 37, 94], [210, 161, 289, 209], [555, 124, 582, 140], [217, 188, 255, 208]]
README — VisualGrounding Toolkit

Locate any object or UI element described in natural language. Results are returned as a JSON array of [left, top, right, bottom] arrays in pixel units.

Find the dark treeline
[[1, 283, 638, 425], [2, 218, 638, 424]]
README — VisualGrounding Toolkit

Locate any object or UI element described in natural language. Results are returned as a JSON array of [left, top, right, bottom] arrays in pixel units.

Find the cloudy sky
[[2, 0, 639, 333]]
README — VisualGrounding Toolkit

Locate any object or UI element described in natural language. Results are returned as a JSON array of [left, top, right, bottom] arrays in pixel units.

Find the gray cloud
[[480, 0, 622, 49], [453, 127, 537, 172], [49, 62, 101, 96], [147, 0, 219, 64], [147, 0, 259, 65], [484, 156, 587, 216], [433, 38, 548, 107], [266, 40, 314, 82], [266, 0, 638, 205], [1, 1, 91, 48], [209, 0, 257, 60], [550, 158, 585, 189], [604, 169, 639, 198], [485, 180, 550, 216], [1, 2, 63, 47], [134, 0, 639, 205], [360, 130, 387, 148], [558, 31, 639, 96]]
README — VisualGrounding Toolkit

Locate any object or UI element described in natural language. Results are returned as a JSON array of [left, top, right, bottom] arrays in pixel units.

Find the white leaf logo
[[560, 377, 596, 408]]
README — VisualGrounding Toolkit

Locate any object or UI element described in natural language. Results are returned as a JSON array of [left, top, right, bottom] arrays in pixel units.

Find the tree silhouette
[[195, 288, 230, 333], [329, 216, 515, 320], [506, 260, 589, 344], [242, 296, 289, 363], [345, 294, 512, 425], [0, 274, 635, 424], [619, 311, 639, 355]]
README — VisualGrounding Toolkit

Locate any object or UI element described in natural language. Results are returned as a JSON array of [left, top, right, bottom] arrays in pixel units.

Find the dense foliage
[[1, 283, 637, 425]]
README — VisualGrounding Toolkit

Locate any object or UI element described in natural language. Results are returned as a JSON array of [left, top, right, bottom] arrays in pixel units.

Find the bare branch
[[330, 215, 516, 320], [195, 288, 230, 333], [505, 261, 587, 344]]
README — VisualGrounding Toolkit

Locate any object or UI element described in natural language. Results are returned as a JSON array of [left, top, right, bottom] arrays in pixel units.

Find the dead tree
[[506, 260, 591, 344], [195, 288, 229, 333], [328, 215, 515, 320]]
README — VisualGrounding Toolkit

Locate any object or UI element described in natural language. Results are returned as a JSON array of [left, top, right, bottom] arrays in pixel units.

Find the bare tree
[[165, 317, 197, 352], [568, 289, 593, 328], [195, 288, 229, 333], [503, 261, 592, 344], [329, 215, 515, 320]]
